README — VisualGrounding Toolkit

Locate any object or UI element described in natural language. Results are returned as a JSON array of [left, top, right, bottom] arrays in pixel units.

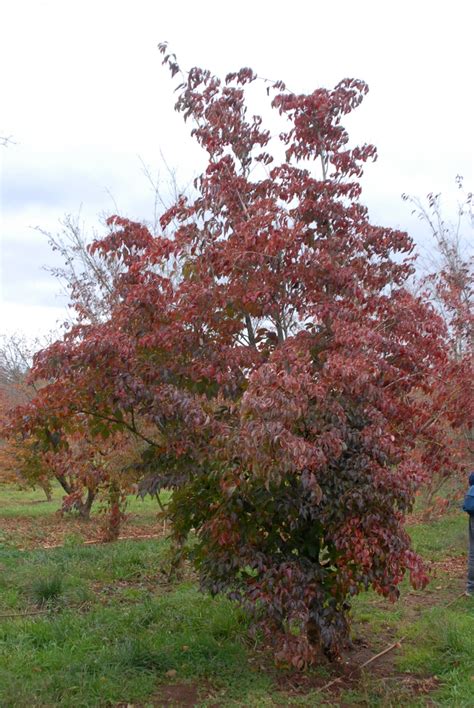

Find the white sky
[[1, 0, 473, 339]]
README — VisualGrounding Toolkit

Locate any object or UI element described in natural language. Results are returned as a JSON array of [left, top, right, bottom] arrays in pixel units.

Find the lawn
[[0, 484, 473, 706]]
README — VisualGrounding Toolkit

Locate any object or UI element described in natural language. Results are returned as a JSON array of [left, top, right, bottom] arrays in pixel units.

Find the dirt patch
[[276, 660, 360, 695], [152, 683, 209, 707], [430, 554, 466, 579], [274, 640, 440, 705], [115, 681, 216, 707]]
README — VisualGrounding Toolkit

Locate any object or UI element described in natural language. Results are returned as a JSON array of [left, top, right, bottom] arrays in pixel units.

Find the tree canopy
[[8, 47, 471, 665]]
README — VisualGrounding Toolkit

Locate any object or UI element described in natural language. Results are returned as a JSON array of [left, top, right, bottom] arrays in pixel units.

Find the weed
[[29, 575, 64, 607], [63, 532, 84, 548], [116, 638, 167, 672]]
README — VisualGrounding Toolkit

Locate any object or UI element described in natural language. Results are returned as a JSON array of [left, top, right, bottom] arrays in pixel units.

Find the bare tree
[[0, 135, 15, 147], [37, 160, 192, 326], [403, 176, 473, 358], [36, 213, 125, 325], [0, 334, 43, 400], [403, 178, 473, 512]]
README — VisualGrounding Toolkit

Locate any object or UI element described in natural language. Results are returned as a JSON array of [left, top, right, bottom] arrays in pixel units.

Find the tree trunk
[[76, 488, 96, 520], [55, 475, 96, 519], [40, 483, 52, 501]]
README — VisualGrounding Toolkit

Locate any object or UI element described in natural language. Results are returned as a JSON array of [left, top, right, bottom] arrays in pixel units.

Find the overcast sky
[[1, 0, 473, 340]]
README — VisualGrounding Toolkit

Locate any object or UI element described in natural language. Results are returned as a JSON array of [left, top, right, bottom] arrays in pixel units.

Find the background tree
[[0, 335, 124, 519], [0, 335, 53, 500], [403, 181, 473, 512], [404, 177, 473, 359], [38, 213, 125, 325]]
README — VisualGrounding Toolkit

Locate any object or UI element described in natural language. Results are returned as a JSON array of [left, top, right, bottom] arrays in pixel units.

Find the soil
[[115, 681, 217, 707]]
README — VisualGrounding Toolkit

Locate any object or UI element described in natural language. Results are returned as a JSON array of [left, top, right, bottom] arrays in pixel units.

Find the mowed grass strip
[[0, 586, 263, 705]]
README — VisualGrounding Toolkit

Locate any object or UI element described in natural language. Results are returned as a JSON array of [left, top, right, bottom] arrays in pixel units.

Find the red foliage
[[8, 48, 469, 663]]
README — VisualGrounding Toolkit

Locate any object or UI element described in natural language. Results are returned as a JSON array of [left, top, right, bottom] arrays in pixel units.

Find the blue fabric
[[463, 486, 474, 514], [468, 516, 474, 594], [469, 472, 474, 487]]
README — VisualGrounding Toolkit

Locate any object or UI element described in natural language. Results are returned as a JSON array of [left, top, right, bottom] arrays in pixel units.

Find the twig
[[444, 591, 468, 608], [0, 609, 53, 619], [318, 637, 407, 694], [316, 674, 344, 694], [0, 601, 90, 620], [359, 636, 407, 670], [39, 533, 164, 550]]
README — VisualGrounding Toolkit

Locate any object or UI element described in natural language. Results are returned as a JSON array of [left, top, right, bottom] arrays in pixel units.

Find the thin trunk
[[77, 487, 96, 520], [55, 473, 73, 495], [40, 482, 52, 501], [245, 313, 257, 348]]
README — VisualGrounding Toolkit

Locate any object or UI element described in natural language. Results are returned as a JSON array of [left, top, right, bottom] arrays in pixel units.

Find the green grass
[[0, 482, 473, 706], [0, 484, 63, 518], [0, 537, 273, 706], [409, 512, 468, 561], [397, 601, 474, 706], [29, 574, 64, 608]]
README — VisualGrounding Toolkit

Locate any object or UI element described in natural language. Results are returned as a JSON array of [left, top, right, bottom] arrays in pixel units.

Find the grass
[[409, 512, 468, 561], [29, 574, 64, 607], [0, 484, 62, 518], [0, 483, 473, 706], [0, 539, 271, 706], [399, 603, 474, 705]]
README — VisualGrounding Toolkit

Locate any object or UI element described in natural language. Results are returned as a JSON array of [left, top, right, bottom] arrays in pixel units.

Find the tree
[[10, 48, 463, 665], [402, 182, 473, 510], [403, 177, 473, 360], [0, 335, 54, 500], [0, 335, 123, 518], [0, 333, 35, 398], [38, 213, 125, 325]]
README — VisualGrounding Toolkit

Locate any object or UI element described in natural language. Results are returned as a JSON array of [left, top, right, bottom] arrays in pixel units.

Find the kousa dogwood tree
[[10, 47, 465, 665]]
